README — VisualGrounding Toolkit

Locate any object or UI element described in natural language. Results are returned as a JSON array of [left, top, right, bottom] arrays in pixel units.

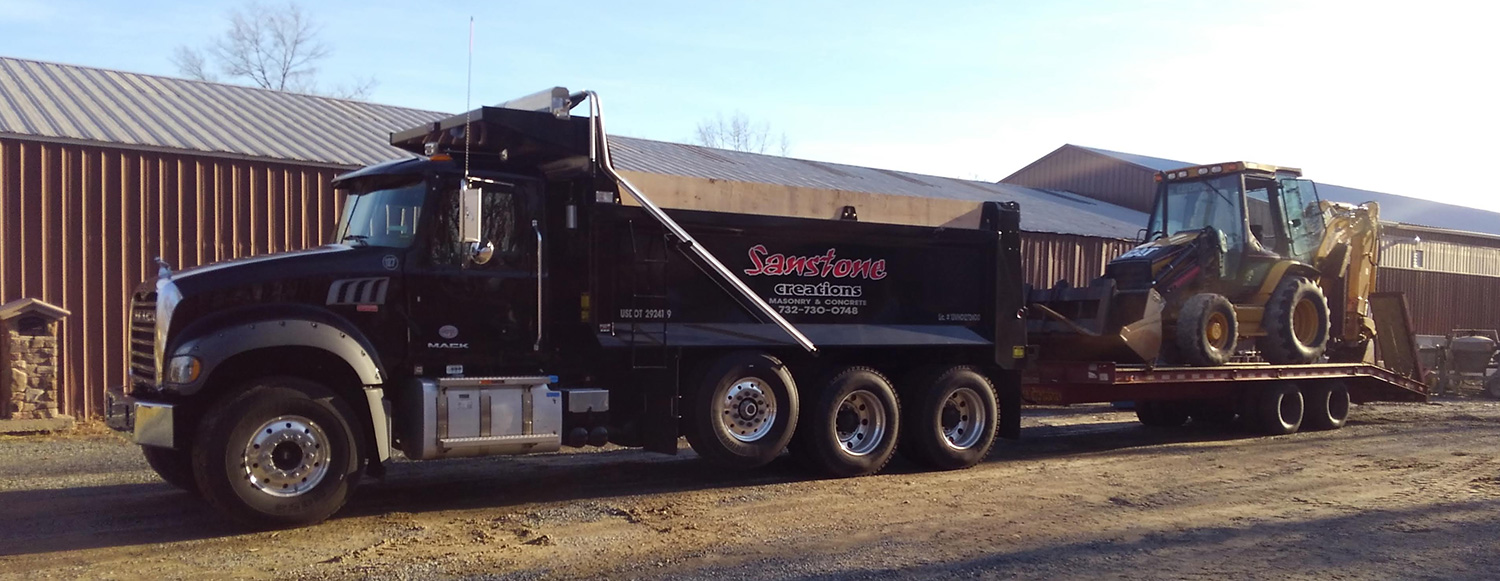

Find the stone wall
[[5, 322, 61, 420]]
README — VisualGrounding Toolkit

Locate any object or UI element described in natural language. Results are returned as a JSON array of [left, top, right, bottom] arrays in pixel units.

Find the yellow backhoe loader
[[1028, 161, 1380, 366]]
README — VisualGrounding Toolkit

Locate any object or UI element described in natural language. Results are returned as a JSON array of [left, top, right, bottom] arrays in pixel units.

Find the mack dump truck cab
[[106, 89, 1029, 528]]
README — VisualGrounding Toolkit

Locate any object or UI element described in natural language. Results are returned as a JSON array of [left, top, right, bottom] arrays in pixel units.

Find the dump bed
[[589, 202, 1026, 360]]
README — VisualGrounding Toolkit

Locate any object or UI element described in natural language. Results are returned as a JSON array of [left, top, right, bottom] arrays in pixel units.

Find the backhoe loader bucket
[[1027, 280, 1165, 363]]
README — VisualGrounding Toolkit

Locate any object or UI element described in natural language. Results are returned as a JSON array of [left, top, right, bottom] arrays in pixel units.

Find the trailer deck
[[1024, 361, 1429, 406]]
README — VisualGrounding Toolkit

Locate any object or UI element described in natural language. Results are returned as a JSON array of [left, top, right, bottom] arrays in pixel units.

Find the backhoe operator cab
[[1027, 161, 1379, 369], [1130, 161, 1376, 366]]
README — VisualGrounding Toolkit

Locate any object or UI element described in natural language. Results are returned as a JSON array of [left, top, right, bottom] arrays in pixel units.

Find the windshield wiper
[[1201, 179, 1235, 206], [341, 234, 369, 247]]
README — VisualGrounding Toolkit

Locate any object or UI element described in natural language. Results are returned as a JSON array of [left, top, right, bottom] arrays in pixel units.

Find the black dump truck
[[106, 88, 1029, 527]]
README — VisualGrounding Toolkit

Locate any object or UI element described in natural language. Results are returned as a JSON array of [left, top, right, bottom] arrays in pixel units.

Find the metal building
[[1003, 144, 1500, 335], [0, 57, 447, 417], [2, 58, 1147, 418]]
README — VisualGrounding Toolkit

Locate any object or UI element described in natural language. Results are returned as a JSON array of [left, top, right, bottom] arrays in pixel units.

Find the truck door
[[409, 177, 544, 376]]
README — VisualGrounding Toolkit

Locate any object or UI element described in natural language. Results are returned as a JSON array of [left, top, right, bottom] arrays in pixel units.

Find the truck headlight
[[165, 355, 201, 384]]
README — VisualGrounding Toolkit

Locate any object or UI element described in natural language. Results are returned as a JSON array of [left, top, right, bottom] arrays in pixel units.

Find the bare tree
[[172, 1, 376, 100], [694, 112, 791, 155]]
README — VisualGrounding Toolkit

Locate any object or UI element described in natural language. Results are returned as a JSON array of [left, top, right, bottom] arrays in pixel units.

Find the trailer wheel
[[143, 445, 198, 494], [1175, 293, 1237, 366], [1303, 382, 1350, 430], [1261, 276, 1330, 365], [193, 377, 362, 529], [1251, 383, 1304, 435], [900, 366, 998, 471], [1135, 400, 1190, 427], [685, 352, 798, 470], [793, 367, 900, 477]]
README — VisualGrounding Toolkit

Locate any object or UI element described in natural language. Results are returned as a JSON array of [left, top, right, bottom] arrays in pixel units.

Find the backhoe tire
[[143, 445, 198, 494], [1303, 382, 1350, 431], [1251, 383, 1304, 435], [1262, 275, 1330, 365], [1175, 293, 1238, 366], [685, 351, 799, 470]]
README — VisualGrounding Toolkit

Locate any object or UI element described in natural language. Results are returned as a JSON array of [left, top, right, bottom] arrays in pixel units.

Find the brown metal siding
[[1020, 232, 1135, 289], [1377, 268, 1500, 335], [1002, 146, 1158, 212], [0, 136, 347, 418]]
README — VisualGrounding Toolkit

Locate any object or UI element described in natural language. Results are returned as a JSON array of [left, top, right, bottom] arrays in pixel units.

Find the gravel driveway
[[2, 400, 1499, 580]]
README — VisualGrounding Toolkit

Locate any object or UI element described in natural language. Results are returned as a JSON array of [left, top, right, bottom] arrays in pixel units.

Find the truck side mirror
[[460, 187, 494, 264]]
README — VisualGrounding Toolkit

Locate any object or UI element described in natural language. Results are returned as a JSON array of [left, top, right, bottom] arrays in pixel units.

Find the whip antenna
[[464, 16, 474, 184]]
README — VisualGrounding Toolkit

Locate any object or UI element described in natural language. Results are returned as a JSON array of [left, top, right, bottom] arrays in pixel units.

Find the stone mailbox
[[1, 298, 71, 425]]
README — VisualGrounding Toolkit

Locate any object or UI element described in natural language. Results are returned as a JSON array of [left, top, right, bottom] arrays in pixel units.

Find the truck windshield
[[1150, 175, 1244, 246], [336, 179, 425, 248]]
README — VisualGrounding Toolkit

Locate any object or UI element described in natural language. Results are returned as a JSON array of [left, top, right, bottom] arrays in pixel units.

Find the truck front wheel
[[685, 352, 799, 470], [142, 445, 197, 494], [792, 367, 901, 478], [192, 377, 362, 529]]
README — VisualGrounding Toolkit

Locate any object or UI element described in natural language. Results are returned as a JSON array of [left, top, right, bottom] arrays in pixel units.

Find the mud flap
[[995, 370, 1022, 440]]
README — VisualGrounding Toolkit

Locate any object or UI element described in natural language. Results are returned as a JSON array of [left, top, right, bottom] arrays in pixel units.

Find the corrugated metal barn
[[1004, 144, 1500, 335], [2, 57, 1144, 418]]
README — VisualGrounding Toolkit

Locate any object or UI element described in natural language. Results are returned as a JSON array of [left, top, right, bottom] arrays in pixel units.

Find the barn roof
[[1064, 144, 1500, 237], [0, 56, 444, 167], [0, 56, 1147, 239]]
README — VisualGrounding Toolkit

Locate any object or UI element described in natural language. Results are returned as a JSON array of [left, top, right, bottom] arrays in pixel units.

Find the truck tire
[[1175, 293, 1237, 366], [900, 366, 998, 471], [1303, 382, 1350, 430], [1252, 383, 1304, 435], [793, 367, 900, 477], [685, 352, 799, 470], [1135, 400, 1190, 427], [192, 377, 362, 529], [142, 445, 198, 494], [1261, 275, 1329, 365]]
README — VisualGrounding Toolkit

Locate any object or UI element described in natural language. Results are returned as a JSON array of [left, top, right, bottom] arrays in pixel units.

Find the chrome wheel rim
[[242, 415, 331, 498], [717, 378, 777, 442], [835, 390, 887, 456], [940, 387, 986, 450]]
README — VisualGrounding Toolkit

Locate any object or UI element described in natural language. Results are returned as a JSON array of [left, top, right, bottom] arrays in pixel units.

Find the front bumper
[[104, 385, 177, 448]]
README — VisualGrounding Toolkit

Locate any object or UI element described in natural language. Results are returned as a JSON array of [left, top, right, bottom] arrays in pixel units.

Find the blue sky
[[2, 0, 1497, 211]]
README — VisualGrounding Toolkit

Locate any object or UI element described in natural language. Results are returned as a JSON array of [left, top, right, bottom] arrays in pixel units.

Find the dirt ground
[[2, 398, 1499, 580]]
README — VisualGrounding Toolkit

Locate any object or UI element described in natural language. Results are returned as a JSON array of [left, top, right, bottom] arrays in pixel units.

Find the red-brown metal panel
[[0, 136, 349, 418], [1377, 268, 1500, 335], [1019, 231, 1135, 290]]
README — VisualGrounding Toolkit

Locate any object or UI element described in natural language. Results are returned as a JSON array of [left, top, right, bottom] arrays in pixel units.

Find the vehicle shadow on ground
[[664, 497, 1500, 580], [0, 408, 1428, 558]]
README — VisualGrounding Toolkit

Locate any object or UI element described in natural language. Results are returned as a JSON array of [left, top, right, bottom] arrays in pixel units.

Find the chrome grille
[[129, 292, 157, 387]]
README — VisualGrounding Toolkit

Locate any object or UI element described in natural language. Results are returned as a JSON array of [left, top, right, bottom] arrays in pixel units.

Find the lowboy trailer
[[1025, 360, 1428, 433]]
